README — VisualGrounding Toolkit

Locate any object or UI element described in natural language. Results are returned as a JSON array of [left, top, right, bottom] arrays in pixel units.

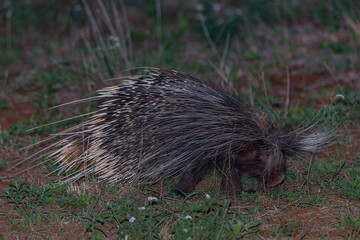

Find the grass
[[0, 0, 359, 239], [3, 157, 358, 238], [0, 158, 8, 170], [0, 99, 11, 111]]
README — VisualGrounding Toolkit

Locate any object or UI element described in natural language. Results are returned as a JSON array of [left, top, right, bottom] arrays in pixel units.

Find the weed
[[0, 99, 11, 111], [339, 209, 360, 238], [337, 173, 360, 200], [0, 158, 8, 170], [318, 41, 354, 54]]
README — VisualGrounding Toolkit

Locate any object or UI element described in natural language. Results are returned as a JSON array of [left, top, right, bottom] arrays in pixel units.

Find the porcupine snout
[[264, 152, 287, 187], [266, 170, 286, 187]]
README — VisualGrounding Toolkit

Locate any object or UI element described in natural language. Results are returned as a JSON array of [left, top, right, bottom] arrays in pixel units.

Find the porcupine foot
[[174, 169, 206, 195], [220, 169, 257, 195], [220, 167, 244, 196], [174, 167, 247, 196]]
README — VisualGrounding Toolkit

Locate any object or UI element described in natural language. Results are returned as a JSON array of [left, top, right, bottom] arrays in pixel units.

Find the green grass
[[339, 209, 360, 239], [2, 181, 262, 238], [0, 158, 8, 170], [3, 150, 359, 238]]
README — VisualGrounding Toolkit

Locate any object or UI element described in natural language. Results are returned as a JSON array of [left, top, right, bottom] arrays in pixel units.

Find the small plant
[[0, 158, 8, 170], [337, 174, 360, 200], [339, 210, 360, 239], [0, 99, 11, 111]]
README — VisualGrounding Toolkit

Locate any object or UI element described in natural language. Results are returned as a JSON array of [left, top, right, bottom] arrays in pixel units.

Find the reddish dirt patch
[[0, 145, 53, 192], [0, 146, 88, 239], [270, 70, 360, 107], [0, 200, 87, 240], [259, 205, 345, 239], [0, 94, 38, 130]]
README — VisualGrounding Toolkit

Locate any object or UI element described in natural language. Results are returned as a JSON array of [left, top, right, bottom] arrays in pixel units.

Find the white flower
[[148, 196, 158, 202], [195, 3, 204, 11], [235, 9, 243, 15], [108, 35, 119, 42], [129, 216, 136, 223], [335, 94, 345, 101], [205, 194, 211, 199], [183, 228, 188, 233], [74, 4, 82, 12], [138, 206, 146, 210], [213, 4, 221, 12], [6, 9, 12, 18], [184, 215, 192, 220]]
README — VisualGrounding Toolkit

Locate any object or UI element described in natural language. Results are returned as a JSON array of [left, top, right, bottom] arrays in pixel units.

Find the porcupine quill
[[9, 69, 334, 196]]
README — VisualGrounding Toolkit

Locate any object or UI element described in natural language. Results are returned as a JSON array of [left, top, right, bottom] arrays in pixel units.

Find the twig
[[249, 77, 254, 107], [198, 14, 221, 61], [306, 155, 314, 198], [97, 0, 130, 68], [208, 60, 228, 83], [6, 7, 12, 54], [284, 66, 290, 118], [288, 157, 304, 178], [119, 0, 133, 65], [156, 0, 162, 45], [322, 62, 343, 95], [261, 72, 270, 108], [220, 32, 231, 73]]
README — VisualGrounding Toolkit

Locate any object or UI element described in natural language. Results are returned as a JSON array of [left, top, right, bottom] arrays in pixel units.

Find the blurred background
[[0, 0, 359, 134]]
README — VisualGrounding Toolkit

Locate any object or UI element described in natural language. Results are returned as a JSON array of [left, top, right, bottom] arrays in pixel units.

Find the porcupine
[[51, 69, 331, 196]]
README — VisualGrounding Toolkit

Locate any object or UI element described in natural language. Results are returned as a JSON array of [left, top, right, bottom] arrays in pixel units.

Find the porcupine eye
[[255, 152, 262, 162]]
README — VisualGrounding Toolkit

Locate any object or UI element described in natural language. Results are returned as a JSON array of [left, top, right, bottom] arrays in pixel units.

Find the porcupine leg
[[174, 169, 206, 195], [220, 167, 243, 196]]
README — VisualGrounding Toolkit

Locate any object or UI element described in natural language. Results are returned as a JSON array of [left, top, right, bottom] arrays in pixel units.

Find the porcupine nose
[[267, 173, 285, 187]]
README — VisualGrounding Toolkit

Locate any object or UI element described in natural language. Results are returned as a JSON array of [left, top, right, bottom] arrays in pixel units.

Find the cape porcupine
[[50, 68, 331, 196]]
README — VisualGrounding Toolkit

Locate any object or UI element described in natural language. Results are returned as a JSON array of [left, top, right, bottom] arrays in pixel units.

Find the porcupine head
[[51, 69, 331, 196], [176, 113, 331, 196]]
